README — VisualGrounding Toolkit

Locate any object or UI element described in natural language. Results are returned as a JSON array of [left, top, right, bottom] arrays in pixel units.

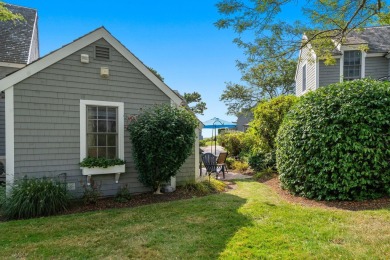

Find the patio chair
[[216, 152, 228, 178], [201, 153, 225, 180]]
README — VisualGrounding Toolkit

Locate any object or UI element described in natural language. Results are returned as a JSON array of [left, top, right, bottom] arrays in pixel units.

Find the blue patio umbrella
[[203, 117, 236, 155]]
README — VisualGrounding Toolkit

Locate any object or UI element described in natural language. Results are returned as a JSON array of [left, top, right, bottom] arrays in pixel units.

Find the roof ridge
[[4, 3, 37, 12], [362, 24, 390, 29]]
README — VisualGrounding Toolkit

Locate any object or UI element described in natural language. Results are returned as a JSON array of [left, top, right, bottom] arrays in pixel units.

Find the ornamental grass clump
[[5, 177, 70, 219], [276, 79, 390, 201], [128, 104, 198, 194]]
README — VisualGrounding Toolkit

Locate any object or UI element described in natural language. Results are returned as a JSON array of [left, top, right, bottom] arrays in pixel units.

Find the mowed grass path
[[0, 180, 389, 259]]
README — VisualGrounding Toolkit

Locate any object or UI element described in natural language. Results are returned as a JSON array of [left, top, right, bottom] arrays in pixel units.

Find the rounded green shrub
[[251, 95, 298, 153], [276, 79, 390, 200], [128, 104, 198, 191], [5, 178, 70, 219], [217, 131, 247, 157]]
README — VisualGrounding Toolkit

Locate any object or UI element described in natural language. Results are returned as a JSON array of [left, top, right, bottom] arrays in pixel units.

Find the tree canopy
[[215, 0, 390, 63], [215, 0, 390, 116], [147, 66, 207, 115], [220, 58, 296, 115], [0, 2, 24, 22]]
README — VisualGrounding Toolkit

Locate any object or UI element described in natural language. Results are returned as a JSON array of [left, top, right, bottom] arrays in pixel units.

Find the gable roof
[[345, 26, 390, 53], [0, 27, 183, 105], [0, 4, 37, 64]]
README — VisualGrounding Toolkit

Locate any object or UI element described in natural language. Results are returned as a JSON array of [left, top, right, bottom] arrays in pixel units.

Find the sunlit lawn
[[0, 180, 389, 259]]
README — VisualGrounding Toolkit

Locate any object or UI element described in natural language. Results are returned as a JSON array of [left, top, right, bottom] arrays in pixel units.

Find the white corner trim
[[194, 127, 200, 180], [340, 50, 344, 82], [316, 59, 320, 89], [79, 100, 124, 161], [0, 62, 25, 68], [27, 12, 38, 64], [361, 51, 366, 78], [5, 86, 14, 195], [0, 27, 183, 105]]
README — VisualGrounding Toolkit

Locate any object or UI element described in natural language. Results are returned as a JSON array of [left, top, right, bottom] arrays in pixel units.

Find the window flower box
[[80, 157, 126, 185], [81, 164, 125, 185]]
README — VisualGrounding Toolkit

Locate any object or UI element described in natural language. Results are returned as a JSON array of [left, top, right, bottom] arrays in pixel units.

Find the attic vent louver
[[95, 46, 110, 60]]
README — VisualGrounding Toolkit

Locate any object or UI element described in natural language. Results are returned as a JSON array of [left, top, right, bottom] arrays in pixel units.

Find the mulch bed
[[65, 182, 237, 216], [260, 175, 390, 211]]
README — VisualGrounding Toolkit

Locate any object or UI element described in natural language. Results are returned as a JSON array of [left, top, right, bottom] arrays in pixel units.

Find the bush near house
[[4, 178, 70, 219], [248, 95, 298, 172], [251, 95, 298, 153], [217, 131, 250, 157], [128, 104, 198, 192], [277, 79, 390, 201]]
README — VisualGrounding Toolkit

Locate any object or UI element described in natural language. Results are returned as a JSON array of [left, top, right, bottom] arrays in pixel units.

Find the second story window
[[343, 50, 361, 81], [302, 64, 307, 92]]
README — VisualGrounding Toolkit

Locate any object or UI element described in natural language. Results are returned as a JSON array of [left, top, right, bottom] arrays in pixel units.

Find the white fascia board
[[0, 62, 25, 68], [366, 53, 386, 57], [0, 27, 183, 106]]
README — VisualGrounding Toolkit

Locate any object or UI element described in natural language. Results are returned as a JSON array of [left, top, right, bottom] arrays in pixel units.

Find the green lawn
[[0, 180, 389, 259]]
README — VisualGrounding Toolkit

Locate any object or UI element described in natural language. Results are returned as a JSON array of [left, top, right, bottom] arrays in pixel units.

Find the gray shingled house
[[295, 26, 390, 96], [0, 23, 201, 196]]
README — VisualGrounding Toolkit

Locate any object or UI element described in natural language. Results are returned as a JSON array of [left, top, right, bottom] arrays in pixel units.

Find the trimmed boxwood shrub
[[276, 79, 390, 201]]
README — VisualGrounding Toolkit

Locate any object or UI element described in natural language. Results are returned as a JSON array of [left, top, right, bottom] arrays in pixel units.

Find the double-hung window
[[80, 100, 124, 161], [343, 50, 361, 81], [87, 106, 117, 158]]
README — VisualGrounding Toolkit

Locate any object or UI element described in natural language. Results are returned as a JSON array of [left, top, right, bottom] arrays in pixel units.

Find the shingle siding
[[365, 56, 389, 79], [319, 59, 340, 87], [296, 47, 316, 96], [0, 66, 19, 80], [12, 38, 196, 196]]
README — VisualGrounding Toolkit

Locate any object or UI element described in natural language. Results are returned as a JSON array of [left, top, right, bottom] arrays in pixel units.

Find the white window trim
[[80, 100, 124, 161], [340, 49, 366, 82]]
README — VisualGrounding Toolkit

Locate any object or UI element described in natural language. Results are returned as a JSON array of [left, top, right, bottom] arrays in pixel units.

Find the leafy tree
[[215, 0, 390, 63], [183, 92, 207, 115], [0, 2, 24, 22], [251, 95, 298, 153], [127, 104, 198, 193], [147, 66, 165, 82], [220, 58, 296, 115], [147, 66, 207, 115]]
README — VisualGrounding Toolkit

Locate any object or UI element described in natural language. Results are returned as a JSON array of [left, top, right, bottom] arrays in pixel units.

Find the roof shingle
[[0, 4, 37, 64]]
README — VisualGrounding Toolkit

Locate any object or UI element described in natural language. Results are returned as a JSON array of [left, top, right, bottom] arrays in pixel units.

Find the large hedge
[[276, 79, 390, 201], [128, 104, 198, 192]]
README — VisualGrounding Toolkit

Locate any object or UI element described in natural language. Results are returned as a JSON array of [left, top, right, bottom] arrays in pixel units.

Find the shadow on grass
[[0, 192, 250, 259]]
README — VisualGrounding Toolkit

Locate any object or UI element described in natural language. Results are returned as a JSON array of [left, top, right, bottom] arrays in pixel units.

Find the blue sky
[[6, 0, 301, 137]]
